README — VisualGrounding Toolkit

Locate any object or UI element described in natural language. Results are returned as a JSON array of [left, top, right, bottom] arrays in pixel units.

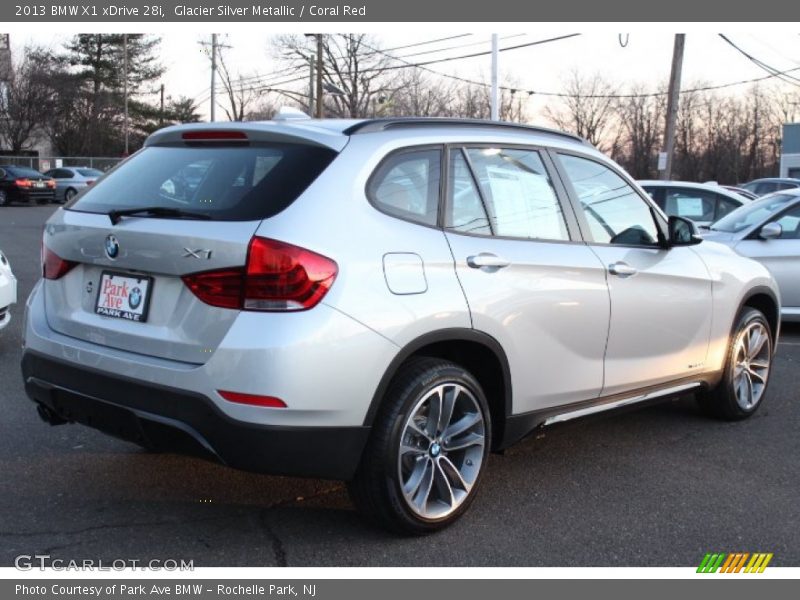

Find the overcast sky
[[14, 30, 800, 122]]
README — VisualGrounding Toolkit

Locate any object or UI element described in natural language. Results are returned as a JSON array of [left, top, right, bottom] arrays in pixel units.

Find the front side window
[[558, 154, 660, 246], [368, 148, 441, 226], [461, 147, 569, 241]]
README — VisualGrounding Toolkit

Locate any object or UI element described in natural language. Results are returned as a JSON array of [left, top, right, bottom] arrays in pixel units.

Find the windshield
[[711, 193, 797, 233], [67, 143, 338, 221]]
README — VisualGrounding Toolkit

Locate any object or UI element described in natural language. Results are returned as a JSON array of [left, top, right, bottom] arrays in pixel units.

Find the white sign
[[55, 159, 63, 168], [39, 160, 50, 172], [657, 152, 668, 171]]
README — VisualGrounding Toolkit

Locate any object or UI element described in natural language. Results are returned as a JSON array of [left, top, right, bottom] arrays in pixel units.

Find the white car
[[0, 248, 17, 331]]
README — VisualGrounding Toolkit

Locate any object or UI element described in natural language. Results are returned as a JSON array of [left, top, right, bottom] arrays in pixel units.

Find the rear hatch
[[42, 124, 344, 364]]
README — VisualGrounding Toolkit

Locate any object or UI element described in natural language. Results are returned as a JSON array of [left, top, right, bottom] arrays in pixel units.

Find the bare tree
[[611, 87, 665, 179], [544, 71, 618, 150], [217, 49, 260, 122], [273, 34, 394, 118], [0, 47, 56, 152]]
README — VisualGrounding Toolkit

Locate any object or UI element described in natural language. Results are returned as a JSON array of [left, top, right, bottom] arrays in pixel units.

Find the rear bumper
[[11, 189, 55, 203], [22, 351, 370, 480]]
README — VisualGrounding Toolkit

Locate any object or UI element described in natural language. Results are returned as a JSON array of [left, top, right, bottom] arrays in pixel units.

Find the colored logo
[[104, 235, 119, 259], [697, 552, 773, 573], [128, 287, 142, 310]]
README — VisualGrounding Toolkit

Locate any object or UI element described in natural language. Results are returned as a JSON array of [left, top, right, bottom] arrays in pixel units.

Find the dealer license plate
[[94, 272, 153, 323]]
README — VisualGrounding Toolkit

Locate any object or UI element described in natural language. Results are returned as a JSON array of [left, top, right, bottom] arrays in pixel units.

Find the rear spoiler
[[145, 122, 348, 151]]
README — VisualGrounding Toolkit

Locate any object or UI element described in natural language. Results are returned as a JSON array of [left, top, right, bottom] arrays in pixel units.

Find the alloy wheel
[[397, 383, 486, 520], [732, 321, 771, 410]]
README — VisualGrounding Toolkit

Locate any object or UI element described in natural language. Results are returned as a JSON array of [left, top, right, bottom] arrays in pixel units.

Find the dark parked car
[[43, 166, 104, 203], [0, 165, 56, 206]]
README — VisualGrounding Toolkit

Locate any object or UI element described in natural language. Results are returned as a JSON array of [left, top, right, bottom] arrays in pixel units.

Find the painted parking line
[[778, 341, 800, 346]]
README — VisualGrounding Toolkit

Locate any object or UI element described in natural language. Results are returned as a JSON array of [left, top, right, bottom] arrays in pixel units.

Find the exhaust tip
[[36, 404, 68, 426]]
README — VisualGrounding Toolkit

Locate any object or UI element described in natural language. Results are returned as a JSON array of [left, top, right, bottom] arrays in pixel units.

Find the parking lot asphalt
[[0, 204, 798, 567]]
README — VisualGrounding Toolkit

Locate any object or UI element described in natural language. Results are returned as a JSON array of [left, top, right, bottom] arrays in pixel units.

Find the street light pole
[[210, 33, 217, 122], [123, 33, 129, 155], [316, 34, 324, 118], [490, 34, 499, 121]]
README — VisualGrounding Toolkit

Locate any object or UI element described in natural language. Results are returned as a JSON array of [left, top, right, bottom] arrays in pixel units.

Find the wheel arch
[[740, 286, 780, 349], [364, 328, 512, 450]]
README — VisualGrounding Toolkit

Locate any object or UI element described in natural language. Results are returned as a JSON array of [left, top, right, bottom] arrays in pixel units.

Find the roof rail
[[343, 118, 588, 144]]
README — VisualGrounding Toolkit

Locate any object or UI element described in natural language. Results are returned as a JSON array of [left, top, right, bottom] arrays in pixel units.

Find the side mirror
[[759, 222, 782, 240], [668, 215, 703, 247]]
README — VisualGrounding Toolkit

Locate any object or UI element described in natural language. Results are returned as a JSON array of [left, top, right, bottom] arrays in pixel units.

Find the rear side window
[[715, 197, 741, 220], [367, 148, 441, 226], [462, 147, 569, 241], [664, 188, 716, 222], [68, 144, 338, 221]]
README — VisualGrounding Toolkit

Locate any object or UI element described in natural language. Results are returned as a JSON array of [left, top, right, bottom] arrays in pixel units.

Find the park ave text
[[16, 584, 317, 597], [15, 4, 367, 18]]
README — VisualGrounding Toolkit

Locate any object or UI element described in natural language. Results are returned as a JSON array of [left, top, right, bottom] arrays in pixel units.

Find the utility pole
[[308, 54, 315, 114], [123, 33, 129, 155], [210, 33, 217, 122], [490, 34, 499, 121], [159, 83, 165, 126], [661, 34, 685, 180], [315, 34, 324, 118]]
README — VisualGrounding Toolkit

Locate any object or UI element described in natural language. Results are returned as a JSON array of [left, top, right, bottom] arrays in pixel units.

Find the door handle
[[608, 261, 637, 277], [467, 253, 511, 269]]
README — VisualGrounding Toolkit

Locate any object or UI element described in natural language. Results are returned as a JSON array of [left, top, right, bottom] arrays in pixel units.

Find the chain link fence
[[0, 156, 122, 172]]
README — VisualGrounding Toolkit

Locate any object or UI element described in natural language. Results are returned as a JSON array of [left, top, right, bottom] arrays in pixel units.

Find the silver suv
[[22, 117, 780, 534]]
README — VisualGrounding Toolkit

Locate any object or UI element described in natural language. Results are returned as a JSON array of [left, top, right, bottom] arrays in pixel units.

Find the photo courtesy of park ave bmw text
[[0, 0, 798, 594]]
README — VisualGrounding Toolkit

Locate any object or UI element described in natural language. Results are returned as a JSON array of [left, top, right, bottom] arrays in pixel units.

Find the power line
[[375, 34, 473, 55], [718, 34, 800, 88], [370, 34, 582, 72], [392, 34, 527, 60], [366, 38, 800, 100]]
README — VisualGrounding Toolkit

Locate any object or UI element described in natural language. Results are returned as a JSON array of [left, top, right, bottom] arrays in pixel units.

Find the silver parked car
[[22, 118, 781, 533], [43, 166, 104, 203], [0, 248, 16, 331], [704, 189, 800, 322], [639, 180, 748, 228]]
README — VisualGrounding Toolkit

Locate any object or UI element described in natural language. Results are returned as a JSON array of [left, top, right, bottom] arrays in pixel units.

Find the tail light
[[46, 180, 56, 189], [14, 178, 32, 188], [86, 180, 95, 186], [218, 390, 287, 408], [182, 237, 337, 311], [42, 245, 77, 280]]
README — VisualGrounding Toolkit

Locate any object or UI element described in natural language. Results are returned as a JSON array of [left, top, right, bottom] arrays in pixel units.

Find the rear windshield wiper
[[108, 206, 212, 225]]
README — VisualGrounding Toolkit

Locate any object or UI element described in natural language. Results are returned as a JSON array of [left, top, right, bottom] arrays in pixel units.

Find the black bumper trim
[[21, 351, 370, 480]]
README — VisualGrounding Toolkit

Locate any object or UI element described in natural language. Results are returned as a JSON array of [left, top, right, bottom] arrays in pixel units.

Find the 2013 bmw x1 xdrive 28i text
[[22, 117, 780, 534]]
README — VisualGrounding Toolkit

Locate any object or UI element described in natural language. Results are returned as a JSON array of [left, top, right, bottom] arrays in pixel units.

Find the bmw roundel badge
[[105, 234, 119, 259]]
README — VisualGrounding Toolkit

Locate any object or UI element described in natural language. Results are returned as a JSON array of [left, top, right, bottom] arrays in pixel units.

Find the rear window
[[8, 166, 44, 178], [67, 144, 338, 221]]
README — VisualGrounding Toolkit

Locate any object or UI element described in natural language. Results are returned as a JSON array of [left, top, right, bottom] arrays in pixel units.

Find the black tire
[[63, 188, 77, 203], [348, 357, 492, 535], [0, 190, 8, 207], [698, 307, 774, 420]]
